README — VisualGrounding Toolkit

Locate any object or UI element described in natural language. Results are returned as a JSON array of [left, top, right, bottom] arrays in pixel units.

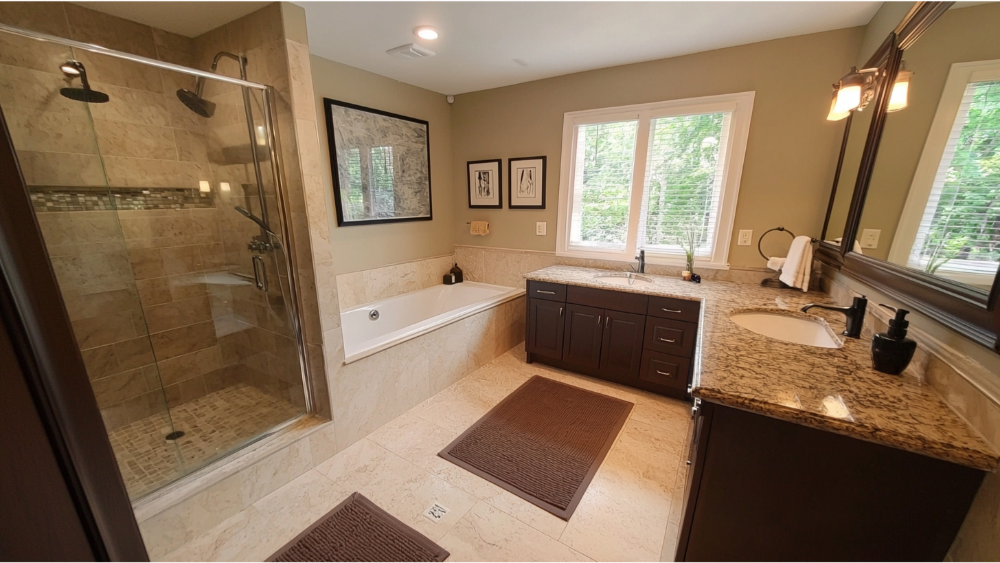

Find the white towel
[[469, 221, 490, 236], [766, 256, 786, 271], [779, 236, 813, 292]]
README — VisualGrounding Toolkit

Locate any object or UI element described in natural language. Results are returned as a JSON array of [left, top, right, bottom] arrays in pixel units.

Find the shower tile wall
[[0, 3, 304, 432]]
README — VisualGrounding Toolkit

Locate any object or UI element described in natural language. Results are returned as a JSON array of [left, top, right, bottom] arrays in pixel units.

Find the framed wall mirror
[[324, 99, 433, 226], [820, 2, 1000, 351]]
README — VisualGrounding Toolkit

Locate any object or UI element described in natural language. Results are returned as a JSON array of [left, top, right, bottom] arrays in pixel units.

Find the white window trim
[[556, 92, 755, 270], [888, 59, 1000, 279]]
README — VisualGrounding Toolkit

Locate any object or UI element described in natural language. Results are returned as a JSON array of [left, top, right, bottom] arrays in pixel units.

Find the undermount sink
[[594, 272, 653, 288], [730, 311, 842, 348]]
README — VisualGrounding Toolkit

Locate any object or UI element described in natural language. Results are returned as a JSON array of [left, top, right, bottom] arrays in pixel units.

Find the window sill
[[556, 248, 730, 270]]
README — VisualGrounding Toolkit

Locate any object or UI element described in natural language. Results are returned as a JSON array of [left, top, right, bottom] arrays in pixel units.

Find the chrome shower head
[[58, 60, 109, 104], [176, 78, 215, 118]]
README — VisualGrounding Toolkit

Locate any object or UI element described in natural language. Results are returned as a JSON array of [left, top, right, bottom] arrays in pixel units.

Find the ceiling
[[73, 2, 270, 38], [299, 2, 883, 95]]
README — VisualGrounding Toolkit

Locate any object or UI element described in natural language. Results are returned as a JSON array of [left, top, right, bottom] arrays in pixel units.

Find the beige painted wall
[[450, 27, 865, 268], [310, 55, 454, 275]]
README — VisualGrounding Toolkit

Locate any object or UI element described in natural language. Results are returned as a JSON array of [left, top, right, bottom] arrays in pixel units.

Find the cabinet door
[[562, 304, 604, 369], [599, 310, 645, 382], [526, 298, 565, 360]]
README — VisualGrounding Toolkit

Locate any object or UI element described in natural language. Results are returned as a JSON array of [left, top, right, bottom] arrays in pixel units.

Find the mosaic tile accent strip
[[29, 187, 216, 212], [107, 383, 303, 499]]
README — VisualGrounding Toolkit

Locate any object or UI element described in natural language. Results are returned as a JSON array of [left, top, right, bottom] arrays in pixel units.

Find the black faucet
[[635, 250, 646, 274], [801, 296, 868, 338]]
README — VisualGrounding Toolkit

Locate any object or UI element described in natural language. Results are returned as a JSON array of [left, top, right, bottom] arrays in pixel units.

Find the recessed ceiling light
[[414, 26, 439, 40]]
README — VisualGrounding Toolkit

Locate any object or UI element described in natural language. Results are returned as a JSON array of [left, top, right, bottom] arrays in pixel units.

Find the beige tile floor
[[157, 344, 692, 562], [110, 384, 303, 499]]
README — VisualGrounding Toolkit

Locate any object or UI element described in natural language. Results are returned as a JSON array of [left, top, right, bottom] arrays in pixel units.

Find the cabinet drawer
[[639, 349, 690, 393], [527, 280, 567, 302], [644, 317, 698, 358], [647, 295, 701, 323], [567, 285, 648, 315]]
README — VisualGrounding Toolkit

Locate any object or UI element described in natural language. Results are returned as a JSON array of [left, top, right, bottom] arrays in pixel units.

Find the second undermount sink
[[730, 310, 842, 348], [594, 272, 653, 288]]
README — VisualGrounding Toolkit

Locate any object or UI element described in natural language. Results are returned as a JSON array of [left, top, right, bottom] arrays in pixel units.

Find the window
[[557, 92, 754, 268], [890, 61, 1000, 286]]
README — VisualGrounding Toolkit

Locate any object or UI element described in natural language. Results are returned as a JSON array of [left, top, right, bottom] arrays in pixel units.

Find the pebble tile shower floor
[[109, 384, 302, 499]]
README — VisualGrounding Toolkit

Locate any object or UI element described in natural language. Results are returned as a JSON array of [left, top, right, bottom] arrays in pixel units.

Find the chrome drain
[[369, 309, 379, 321]]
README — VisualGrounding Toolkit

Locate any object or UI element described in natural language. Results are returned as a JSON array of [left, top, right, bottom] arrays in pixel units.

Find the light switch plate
[[738, 230, 752, 246], [536, 222, 547, 236], [861, 229, 881, 249]]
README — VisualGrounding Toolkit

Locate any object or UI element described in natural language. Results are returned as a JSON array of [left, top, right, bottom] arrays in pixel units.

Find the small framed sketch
[[508, 156, 546, 209], [467, 159, 502, 208]]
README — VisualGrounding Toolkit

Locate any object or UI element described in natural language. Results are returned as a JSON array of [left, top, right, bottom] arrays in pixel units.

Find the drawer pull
[[656, 370, 672, 376], [559, 307, 563, 316], [658, 337, 676, 343], [661, 308, 682, 313], [536, 290, 556, 295], [597, 315, 602, 327]]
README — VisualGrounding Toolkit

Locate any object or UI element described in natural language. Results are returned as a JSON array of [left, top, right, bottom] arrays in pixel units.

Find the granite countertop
[[524, 265, 999, 471]]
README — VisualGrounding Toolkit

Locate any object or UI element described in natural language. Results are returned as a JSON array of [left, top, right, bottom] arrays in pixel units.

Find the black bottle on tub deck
[[450, 263, 464, 283]]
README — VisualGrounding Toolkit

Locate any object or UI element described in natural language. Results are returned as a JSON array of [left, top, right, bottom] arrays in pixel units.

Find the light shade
[[199, 180, 211, 193], [414, 26, 438, 40], [833, 85, 862, 114], [887, 71, 912, 112], [827, 95, 851, 121], [220, 182, 231, 192]]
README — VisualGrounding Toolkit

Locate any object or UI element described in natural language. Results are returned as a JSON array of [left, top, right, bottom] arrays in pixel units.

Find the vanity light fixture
[[414, 26, 439, 40], [826, 66, 880, 121], [887, 63, 913, 113]]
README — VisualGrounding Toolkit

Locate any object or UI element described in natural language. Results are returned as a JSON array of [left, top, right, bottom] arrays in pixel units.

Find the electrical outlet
[[738, 230, 753, 246], [536, 222, 547, 236], [861, 229, 881, 249]]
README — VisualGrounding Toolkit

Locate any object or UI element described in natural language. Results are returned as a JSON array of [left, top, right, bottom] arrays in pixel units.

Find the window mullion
[[625, 112, 652, 260]]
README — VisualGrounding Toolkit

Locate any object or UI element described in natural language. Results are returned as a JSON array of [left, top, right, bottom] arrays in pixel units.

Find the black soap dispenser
[[450, 263, 464, 283], [871, 304, 917, 375]]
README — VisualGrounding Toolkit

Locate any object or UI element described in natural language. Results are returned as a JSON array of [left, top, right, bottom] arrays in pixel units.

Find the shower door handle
[[252, 255, 268, 292]]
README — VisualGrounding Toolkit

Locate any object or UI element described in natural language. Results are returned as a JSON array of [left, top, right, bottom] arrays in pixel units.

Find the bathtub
[[341, 281, 525, 364]]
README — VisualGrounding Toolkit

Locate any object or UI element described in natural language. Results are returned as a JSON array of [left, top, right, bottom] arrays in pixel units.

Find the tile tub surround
[[525, 265, 999, 471], [336, 254, 457, 310], [323, 295, 526, 453], [153, 346, 693, 563]]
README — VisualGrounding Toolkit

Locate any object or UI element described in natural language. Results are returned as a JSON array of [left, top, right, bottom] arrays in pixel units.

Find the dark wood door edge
[[0, 107, 148, 559]]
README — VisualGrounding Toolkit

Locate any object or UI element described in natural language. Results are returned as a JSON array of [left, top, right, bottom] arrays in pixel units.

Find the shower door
[[0, 28, 308, 500]]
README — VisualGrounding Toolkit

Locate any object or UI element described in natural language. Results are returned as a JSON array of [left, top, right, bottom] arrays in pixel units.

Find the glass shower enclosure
[[0, 23, 310, 500]]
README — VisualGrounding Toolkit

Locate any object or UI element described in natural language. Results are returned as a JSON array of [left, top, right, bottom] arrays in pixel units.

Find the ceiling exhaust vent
[[386, 43, 436, 60]]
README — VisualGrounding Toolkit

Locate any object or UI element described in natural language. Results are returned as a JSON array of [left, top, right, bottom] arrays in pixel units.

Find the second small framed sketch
[[508, 156, 546, 209], [468, 159, 502, 209]]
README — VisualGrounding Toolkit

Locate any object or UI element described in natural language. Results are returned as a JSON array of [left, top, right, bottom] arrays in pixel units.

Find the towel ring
[[757, 227, 818, 261]]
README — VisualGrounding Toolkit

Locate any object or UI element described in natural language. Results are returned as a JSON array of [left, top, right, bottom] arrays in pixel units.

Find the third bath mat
[[438, 375, 633, 519]]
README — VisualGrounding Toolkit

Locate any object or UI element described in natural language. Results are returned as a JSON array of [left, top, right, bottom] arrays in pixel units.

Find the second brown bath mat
[[439, 375, 634, 520], [268, 492, 449, 562]]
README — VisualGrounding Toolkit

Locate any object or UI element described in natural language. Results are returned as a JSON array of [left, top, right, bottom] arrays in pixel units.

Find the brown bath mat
[[268, 492, 449, 562], [439, 375, 633, 520]]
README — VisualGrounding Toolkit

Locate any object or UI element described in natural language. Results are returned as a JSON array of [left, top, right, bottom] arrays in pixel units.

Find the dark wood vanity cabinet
[[676, 401, 985, 561], [525, 280, 699, 399]]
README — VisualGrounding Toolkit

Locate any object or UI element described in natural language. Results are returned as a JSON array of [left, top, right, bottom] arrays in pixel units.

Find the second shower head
[[176, 83, 216, 118]]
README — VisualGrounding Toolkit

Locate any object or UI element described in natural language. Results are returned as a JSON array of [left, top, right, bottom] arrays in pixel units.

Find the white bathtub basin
[[730, 311, 841, 348], [341, 281, 524, 364]]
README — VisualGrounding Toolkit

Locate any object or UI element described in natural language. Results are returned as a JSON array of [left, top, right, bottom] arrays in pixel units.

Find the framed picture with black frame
[[323, 98, 432, 226], [508, 156, 546, 209], [467, 159, 502, 209]]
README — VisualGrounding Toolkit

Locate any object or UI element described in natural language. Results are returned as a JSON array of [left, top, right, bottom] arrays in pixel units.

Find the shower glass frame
[[0, 21, 315, 475]]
